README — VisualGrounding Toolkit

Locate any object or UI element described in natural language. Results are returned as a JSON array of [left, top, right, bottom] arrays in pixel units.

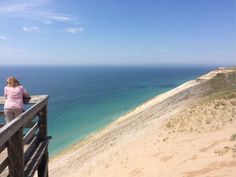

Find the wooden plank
[[0, 96, 48, 147], [24, 135, 39, 163], [7, 128, 24, 177], [23, 122, 39, 145], [24, 138, 50, 177], [0, 157, 8, 174]]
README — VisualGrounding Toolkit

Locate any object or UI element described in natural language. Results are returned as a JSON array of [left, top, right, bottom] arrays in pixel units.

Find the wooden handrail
[[0, 95, 48, 105], [0, 95, 50, 177]]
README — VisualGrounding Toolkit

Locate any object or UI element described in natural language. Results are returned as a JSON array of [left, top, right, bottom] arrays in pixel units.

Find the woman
[[4, 76, 30, 123]]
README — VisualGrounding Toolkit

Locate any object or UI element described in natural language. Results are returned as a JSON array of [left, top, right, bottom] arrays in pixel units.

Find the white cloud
[[47, 15, 72, 22], [0, 3, 35, 14], [66, 27, 84, 34], [0, 35, 7, 40], [0, 0, 78, 24], [22, 26, 40, 32]]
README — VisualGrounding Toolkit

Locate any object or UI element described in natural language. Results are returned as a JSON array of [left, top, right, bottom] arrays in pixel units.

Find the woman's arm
[[22, 86, 31, 98]]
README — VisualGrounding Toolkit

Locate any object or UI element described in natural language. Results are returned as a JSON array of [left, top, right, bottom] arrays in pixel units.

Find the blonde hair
[[7, 76, 21, 87]]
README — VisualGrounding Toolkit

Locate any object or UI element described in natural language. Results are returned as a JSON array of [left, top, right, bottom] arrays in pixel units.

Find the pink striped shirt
[[4, 85, 28, 109]]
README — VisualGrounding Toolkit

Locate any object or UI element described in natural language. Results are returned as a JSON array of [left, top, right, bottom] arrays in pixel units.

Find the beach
[[49, 67, 236, 177]]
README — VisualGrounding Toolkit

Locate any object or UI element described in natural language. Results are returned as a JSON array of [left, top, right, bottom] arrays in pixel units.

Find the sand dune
[[49, 67, 236, 177]]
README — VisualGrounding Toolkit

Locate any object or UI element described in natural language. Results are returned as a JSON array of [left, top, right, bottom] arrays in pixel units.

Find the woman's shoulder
[[18, 85, 28, 92], [17, 85, 25, 90]]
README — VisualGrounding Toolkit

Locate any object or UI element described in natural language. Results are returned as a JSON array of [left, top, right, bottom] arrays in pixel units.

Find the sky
[[0, 0, 235, 66]]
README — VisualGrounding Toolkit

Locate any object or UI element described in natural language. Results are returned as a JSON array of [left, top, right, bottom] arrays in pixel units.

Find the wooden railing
[[0, 95, 51, 177]]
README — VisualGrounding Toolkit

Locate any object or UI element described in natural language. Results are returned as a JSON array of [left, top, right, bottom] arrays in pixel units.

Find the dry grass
[[230, 134, 236, 142], [165, 89, 236, 134]]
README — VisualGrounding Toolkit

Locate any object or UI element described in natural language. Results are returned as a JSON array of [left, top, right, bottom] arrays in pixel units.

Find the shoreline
[[50, 73, 199, 159], [50, 67, 234, 160]]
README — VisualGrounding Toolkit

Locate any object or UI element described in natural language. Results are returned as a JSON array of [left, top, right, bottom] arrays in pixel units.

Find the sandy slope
[[49, 67, 236, 177]]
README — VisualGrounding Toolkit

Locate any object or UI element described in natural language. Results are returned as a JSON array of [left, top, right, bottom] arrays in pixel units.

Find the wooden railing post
[[38, 105, 48, 140], [7, 128, 24, 177], [38, 105, 49, 177], [38, 151, 49, 177]]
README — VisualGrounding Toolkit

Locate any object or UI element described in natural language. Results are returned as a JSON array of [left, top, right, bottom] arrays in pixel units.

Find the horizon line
[[1, 63, 235, 68]]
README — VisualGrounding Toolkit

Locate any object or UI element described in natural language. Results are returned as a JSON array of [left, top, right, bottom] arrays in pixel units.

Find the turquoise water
[[0, 66, 215, 156]]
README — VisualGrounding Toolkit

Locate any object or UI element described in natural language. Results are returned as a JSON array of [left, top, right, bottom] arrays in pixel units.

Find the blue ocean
[[0, 66, 214, 156]]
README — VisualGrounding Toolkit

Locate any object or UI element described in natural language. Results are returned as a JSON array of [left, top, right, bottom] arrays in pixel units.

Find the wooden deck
[[0, 95, 51, 177]]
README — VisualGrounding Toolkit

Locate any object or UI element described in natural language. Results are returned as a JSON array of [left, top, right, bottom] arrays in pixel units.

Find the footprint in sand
[[129, 168, 143, 177], [160, 155, 173, 162], [183, 161, 236, 177], [150, 152, 162, 158], [199, 140, 220, 153], [190, 154, 198, 160]]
